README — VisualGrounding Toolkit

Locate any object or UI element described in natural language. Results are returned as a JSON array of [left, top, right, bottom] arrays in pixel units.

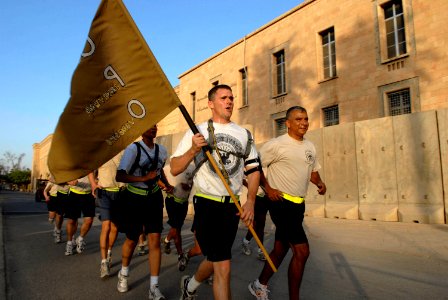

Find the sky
[[0, 0, 304, 169]]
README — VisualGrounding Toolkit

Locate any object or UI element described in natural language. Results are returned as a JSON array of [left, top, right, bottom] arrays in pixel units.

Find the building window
[[387, 88, 410, 116], [321, 28, 336, 79], [384, 0, 406, 59], [323, 105, 339, 127], [273, 50, 286, 96], [240, 68, 248, 107], [275, 117, 286, 137], [191, 91, 196, 122]]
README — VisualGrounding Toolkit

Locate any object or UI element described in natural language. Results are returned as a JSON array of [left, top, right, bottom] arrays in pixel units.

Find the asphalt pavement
[[0, 191, 447, 299]]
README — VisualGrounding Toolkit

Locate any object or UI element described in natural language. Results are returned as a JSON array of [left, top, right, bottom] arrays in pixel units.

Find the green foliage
[[7, 169, 31, 185]]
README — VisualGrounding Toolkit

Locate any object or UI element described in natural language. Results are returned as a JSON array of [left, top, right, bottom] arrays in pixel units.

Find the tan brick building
[[159, 0, 448, 141]]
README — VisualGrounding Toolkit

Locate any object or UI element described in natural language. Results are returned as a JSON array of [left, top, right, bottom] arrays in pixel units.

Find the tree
[[2, 151, 25, 171], [7, 169, 31, 185]]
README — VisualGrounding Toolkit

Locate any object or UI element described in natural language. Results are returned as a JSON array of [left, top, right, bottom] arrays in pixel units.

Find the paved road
[[1, 191, 447, 299]]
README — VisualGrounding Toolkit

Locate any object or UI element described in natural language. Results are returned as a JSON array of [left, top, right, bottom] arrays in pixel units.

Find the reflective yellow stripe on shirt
[[282, 192, 305, 204]]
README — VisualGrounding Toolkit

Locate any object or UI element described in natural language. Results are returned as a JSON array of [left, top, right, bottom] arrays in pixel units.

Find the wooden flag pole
[[178, 105, 277, 272]]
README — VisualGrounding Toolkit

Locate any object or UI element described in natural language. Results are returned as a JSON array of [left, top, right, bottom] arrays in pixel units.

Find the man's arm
[[158, 168, 174, 193], [88, 172, 99, 197], [260, 170, 283, 201], [115, 169, 157, 184], [240, 167, 260, 225], [310, 171, 326, 195], [170, 133, 207, 176]]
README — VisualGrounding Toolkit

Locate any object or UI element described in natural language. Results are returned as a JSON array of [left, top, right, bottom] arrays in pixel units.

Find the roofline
[[178, 0, 316, 79]]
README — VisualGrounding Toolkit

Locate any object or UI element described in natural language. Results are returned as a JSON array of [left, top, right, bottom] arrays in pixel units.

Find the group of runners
[[44, 84, 326, 300]]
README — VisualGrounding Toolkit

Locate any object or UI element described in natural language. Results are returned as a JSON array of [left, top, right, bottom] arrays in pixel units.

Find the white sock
[[101, 259, 107, 263], [107, 249, 112, 257], [187, 275, 201, 293], [150, 276, 159, 288], [120, 266, 129, 276], [255, 279, 267, 289], [164, 237, 169, 243], [243, 238, 250, 244], [67, 240, 73, 245]]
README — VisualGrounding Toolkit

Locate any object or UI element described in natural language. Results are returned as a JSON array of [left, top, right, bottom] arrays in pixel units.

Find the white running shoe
[[100, 261, 110, 278], [117, 271, 128, 293], [65, 242, 74, 256], [54, 230, 62, 244], [179, 275, 197, 300], [242, 239, 252, 256], [257, 248, 267, 261], [76, 236, 86, 254], [148, 285, 166, 300], [248, 280, 270, 300]]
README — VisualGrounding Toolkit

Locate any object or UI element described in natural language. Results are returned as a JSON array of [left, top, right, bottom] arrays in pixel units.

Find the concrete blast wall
[[304, 109, 447, 224]]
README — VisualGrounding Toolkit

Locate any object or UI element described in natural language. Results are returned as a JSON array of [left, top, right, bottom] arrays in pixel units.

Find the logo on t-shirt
[[305, 150, 315, 165], [208, 133, 244, 177]]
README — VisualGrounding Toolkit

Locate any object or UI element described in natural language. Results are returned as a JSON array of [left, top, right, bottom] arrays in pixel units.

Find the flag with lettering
[[48, 0, 182, 183]]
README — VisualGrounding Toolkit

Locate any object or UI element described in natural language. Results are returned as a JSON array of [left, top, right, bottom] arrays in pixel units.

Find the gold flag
[[48, 0, 181, 184]]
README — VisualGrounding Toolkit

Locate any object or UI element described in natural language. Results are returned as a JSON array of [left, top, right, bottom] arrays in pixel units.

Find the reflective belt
[[282, 192, 305, 204], [50, 193, 57, 197], [127, 184, 160, 196], [57, 190, 68, 195], [168, 195, 188, 204], [69, 187, 91, 195], [104, 187, 120, 192], [195, 193, 238, 203]]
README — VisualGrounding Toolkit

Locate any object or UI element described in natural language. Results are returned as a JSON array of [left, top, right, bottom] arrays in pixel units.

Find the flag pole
[[178, 105, 277, 272]]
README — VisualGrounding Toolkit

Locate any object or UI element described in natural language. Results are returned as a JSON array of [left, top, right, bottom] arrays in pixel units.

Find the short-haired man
[[171, 84, 260, 300], [115, 125, 173, 300], [249, 106, 326, 300]]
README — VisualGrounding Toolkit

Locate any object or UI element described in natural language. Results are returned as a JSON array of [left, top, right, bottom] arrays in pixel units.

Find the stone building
[[159, 0, 448, 140]]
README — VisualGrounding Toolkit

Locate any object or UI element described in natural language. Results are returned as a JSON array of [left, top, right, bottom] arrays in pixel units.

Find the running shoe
[[137, 245, 148, 256], [54, 230, 62, 244], [76, 236, 86, 254], [100, 261, 110, 278], [161, 237, 171, 254], [107, 252, 112, 268], [178, 253, 189, 272], [248, 280, 270, 300], [117, 271, 128, 293], [148, 285, 166, 300], [257, 248, 267, 261], [179, 275, 197, 300], [64, 241, 74, 256], [242, 239, 252, 256]]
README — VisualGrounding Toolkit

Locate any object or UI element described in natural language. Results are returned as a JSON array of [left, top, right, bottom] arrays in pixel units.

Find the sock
[[77, 236, 84, 241], [101, 259, 107, 263], [187, 275, 201, 293], [243, 238, 250, 244], [164, 237, 169, 243], [120, 266, 129, 276], [107, 249, 112, 257], [255, 279, 267, 289], [67, 240, 73, 245], [150, 276, 159, 288]]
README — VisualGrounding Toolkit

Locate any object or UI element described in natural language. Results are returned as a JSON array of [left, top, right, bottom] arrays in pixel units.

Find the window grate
[[388, 88, 411, 116], [323, 105, 339, 127], [275, 117, 286, 137]]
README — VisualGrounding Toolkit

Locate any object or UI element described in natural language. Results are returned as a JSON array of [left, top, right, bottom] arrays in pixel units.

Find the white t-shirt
[[118, 141, 168, 189], [163, 164, 194, 201], [171, 121, 259, 196], [260, 134, 321, 197]]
